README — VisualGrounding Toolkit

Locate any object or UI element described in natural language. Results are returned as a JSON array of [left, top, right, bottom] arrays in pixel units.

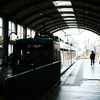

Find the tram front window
[[14, 45, 52, 67]]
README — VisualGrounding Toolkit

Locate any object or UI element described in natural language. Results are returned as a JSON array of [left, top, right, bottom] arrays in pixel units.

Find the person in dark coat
[[90, 51, 95, 65]]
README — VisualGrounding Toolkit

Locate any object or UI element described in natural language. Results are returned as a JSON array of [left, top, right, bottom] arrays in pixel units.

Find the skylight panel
[[63, 18, 76, 20], [58, 8, 73, 12], [67, 23, 77, 25], [52, 1, 78, 29], [66, 21, 77, 23], [68, 26, 78, 27], [61, 14, 75, 16], [53, 1, 72, 6]]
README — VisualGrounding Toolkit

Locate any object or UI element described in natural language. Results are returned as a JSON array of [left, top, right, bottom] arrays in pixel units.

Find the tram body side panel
[[53, 41, 61, 80], [12, 42, 53, 75], [72, 51, 74, 63], [71, 50, 76, 64], [12, 39, 61, 75], [60, 42, 72, 66], [60, 50, 63, 64], [53, 41, 61, 62]]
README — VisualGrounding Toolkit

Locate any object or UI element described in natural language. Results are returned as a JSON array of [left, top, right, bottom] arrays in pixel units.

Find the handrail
[[6, 61, 61, 80], [4, 61, 61, 100], [36, 61, 60, 70], [35, 63, 52, 70], [52, 61, 60, 64], [7, 69, 34, 79]]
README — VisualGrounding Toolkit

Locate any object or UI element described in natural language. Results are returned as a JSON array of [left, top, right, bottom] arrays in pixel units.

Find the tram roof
[[1, 0, 100, 35], [17, 38, 53, 43]]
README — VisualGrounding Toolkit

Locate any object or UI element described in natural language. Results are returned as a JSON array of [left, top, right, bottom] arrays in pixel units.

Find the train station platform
[[43, 59, 100, 100]]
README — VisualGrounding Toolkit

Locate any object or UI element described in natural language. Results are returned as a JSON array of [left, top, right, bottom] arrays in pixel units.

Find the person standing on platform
[[90, 51, 95, 65]]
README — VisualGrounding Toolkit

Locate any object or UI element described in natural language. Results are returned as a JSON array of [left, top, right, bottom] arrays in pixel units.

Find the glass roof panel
[[63, 18, 76, 20], [53, 1, 72, 6], [52, 1, 78, 29], [58, 8, 73, 12], [66, 21, 77, 23], [61, 14, 75, 16], [67, 23, 77, 25], [68, 26, 78, 27]]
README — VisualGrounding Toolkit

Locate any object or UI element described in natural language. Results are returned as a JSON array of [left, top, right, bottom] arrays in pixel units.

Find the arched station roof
[[0, 0, 100, 35]]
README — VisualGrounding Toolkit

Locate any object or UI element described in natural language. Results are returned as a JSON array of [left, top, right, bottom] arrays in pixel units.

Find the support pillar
[[3, 18, 8, 65]]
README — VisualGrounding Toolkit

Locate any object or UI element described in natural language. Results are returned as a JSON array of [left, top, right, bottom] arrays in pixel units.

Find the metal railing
[[4, 61, 60, 100]]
